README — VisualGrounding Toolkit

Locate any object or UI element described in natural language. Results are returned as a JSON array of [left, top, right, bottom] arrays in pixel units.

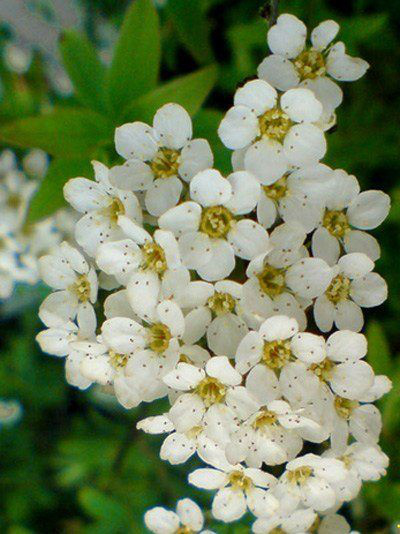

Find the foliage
[[0, 0, 399, 532]]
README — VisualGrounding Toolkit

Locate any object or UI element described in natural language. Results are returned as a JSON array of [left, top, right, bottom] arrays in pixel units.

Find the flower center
[[287, 466, 313, 485], [207, 291, 236, 315], [309, 357, 335, 382], [334, 396, 359, 420], [262, 340, 293, 370], [325, 274, 351, 304], [141, 242, 167, 275], [263, 175, 288, 201], [294, 49, 326, 80], [150, 148, 181, 179], [109, 350, 129, 370], [258, 107, 292, 142], [257, 263, 286, 297], [108, 197, 125, 224], [176, 527, 193, 534], [323, 209, 350, 238], [6, 193, 22, 209], [186, 425, 203, 439], [228, 470, 253, 491], [148, 323, 172, 353], [69, 274, 91, 303], [200, 205, 233, 238], [252, 409, 278, 429], [196, 377, 227, 407]]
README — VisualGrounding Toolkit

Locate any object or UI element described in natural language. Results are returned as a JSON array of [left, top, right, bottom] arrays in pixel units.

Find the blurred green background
[[0, 0, 399, 532]]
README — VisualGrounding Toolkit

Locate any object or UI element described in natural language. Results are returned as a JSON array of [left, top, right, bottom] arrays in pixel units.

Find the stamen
[[263, 175, 288, 201], [150, 148, 181, 179], [257, 263, 286, 297], [310, 358, 335, 382], [334, 396, 359, 420], [287, 465, 313, 485], [148, 323, 172, 353], [325, 274, 351, 304], [200, 205, 233, 238], [262, 339, 293, 369], [69, 274, 91, 303], [258, 107, 292, 142], [195, 377, 227, 407], [294, 49, 326, 80], [107, 197, 125, 223], [109, 350, 129, 369], [252, 409, 278, 429], [141, 242, 167, 275], [228, 470, 253, 491], [323, 210, 350, 238], [207, 291, 236, 315]]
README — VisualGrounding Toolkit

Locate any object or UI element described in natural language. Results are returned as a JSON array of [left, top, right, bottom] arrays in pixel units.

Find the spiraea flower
[[219, 79, 327, 167], [144, 498, 215, 534], [258, 14, 369, 122], [110, 103, 213, 216], [159, 168, 269, 281]]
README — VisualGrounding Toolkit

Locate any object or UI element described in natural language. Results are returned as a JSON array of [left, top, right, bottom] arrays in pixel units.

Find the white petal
[[225, 171, 261, 215], [196, 239, 235, 282], [225, 386, 260, 419], [96, 239, 141, 282], [136, 414, 174, 434], [115, 122, 158, 161], [212, 487, 247, 522], [218, 105, 259, 150], [284, 124, 326, 167], [326, 330, 367, 362], [268, 14, 307, 58], [244, 139, 288, 185], [319, 514, 350, 534], [350, 404, 381, 443], [178, 231, 213, 270], [327, 42, 369, 82], [189, 468, 228, 490], [159, 201, 201, 237], [153, 103, 192, 150], [190, 169, 232, 207], [247, 487, 279, 518], [235, 331, 263, 374], [347, 190, 390, 230], [311, 227, 340, 266], [145, 177, 182, 217], [291, 332, 326, 363], [169, 393, 205, 432], [234, 79, 277, 115], [228, 220, 271, 260], [160, 432, 196, 464], [311, 20, 339, 50], [257, 194, 277, 229], [344, 230, 380, 261], [334, 300, 364, 332], [183, 306, 212, 345], [246, 365, 280, 404], [109, 159, 153, 191], [157, 300, 185, 337], [286, 257, 333, 298], [118, 215, 151, 245], [176, 499, 204, 531], [259, 315, 299, 341], [314, 295, 335, 332], [350, 272, 387, 307], [281, 88, 322, 123], [258, 54, 300, 91], [330, 361, 374, 400], [154, 230, 181, 270], [144, 508, 180, 534], [207, 314, 248, 359], [206, 356, 242, 386], [39, 290, 77, 327], [179, 139, 214, 182], [163, 362, 205, 390], [301, 76, 343, 117], [101, 317, 145, 353], [63, 178, 108, 213], [127, 270, 160, 322], [39, 254, 76, 289]]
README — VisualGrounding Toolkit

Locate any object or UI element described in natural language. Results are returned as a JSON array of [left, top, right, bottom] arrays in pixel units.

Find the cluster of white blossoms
[[36, 14, 391, 533], [0, 149, 77, 300]]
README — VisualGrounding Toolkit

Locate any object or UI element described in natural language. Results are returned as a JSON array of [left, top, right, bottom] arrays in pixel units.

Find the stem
[[268, 0, 279, 28]]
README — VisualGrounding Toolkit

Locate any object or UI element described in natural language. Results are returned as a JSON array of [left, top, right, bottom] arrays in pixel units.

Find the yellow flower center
[[294, 49, 326, 80], [179, 353, 192, 364], [141, 242, 167, 275], [323, 210, 350, 238], [325, 274, 351, 304], [252, 409, 278, 429], [257, 263, 287, 297], [109, 350, 129, 370], [186, 425, 203, 439], [200, 205, 233, 238], [287, 466, 313, 485], [263, 175, 288, 201], [69, 274, 91, 303], [107, 197, 125, 224], [150, 148, 181, 179], [176, 527, 193, 534], [195, 377, 227, 407], [258, 107, 292, 142], [207, 291, 236, 315], [228, 470, 253, 491], [309, 357, 335, 382], [334, 396, 359, 420], [148, 323, 172, 353], [262, 339, 293, 370], [6, 193, 22, 209]]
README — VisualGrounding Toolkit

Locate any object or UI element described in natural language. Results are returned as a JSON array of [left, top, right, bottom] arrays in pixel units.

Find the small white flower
[[39, 242, 98, 326], [159, 168, 269, 281], [252, 508, 317, 533], [144, 498, 213, 534], [110, 103, 213, 216], [63, 161, 142, 257], [314, 253, 388, 332], [218, 79, 326, 167], [0, 166, 37, 232]]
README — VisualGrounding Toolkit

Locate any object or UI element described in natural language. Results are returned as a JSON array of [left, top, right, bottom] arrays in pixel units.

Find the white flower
[[258, 15, 369, 121], [252, 508, 317, 533], [314, 253, 388, 332], [275, 453, 347, 513], [189, 457, 278, 522], [242, 223, 333, 329], [159, 169, 269, 281], [144, 498, 214, 534], [311, 170, 390, 264], [39, 242, 98, 327], [0, 166, 37, 232], [63, 161, 142, 257], [110, 103, 213, 216], [218, 79, 326, 167]]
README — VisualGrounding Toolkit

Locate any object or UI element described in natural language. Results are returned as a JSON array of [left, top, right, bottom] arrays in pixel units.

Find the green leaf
[[107, 0, 160, 118], [194, 108, 230, 174], [167, 0, 214, 65], [0, 109, 113, 157], [78, 487, 131, 527], [60, 30, 107, 113], [366, 321, 392, 376], [27, 158, 93, 223], [363, 480, 400, 522], [123, 65, 217, 123]]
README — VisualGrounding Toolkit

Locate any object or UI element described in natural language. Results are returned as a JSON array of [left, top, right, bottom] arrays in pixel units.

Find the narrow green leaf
[[366, 321, 392, 376], [167, 0, 214, 65], [107, 0, 160, 118], [123, 65, 218, 123], [78, 487, 131, 526], [194, 108, 230, 175], [27, 158, 93, 223], [0, 109, 113, 157], [60, 31, 107, 113]]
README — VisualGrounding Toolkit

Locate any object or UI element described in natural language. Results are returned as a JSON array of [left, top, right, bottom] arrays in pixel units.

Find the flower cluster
[[0, 149, 76, 300], [36, 14, 391, 533]]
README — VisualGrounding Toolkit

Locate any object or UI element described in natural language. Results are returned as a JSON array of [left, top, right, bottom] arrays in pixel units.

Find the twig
[[268, 0, 279, 28]]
